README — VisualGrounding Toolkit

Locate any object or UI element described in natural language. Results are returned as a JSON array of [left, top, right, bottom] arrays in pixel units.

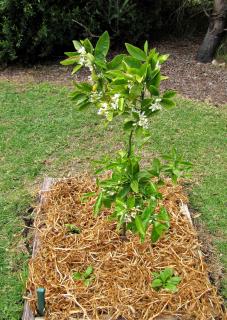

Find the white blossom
[[156, 61, 160, 69], [149, 98, 162, 112], [89, 92, 102, 103], [124, 208, 139, 223], [97, 102, 108, 116], [77, 46, 93, 71], [128, 82, 133, 90], [110, 93, 120, 110], [78, 46, 86, 54], [138, 111, 149, 129]]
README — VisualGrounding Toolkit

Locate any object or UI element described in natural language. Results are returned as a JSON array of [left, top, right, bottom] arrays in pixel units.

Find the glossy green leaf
[[149, 85, 159, 96], [127, 195, 135, 209], [84, 279, 91, 286], [60, 57, 79, 65], [159, 268, 173, 282], [73, 272, 82, 280], [95, 31, 110, 58], [135, 215, 145, 239], [159, 54, 169, 64], [94, 192, 103, 216], [107, 54, 125, 70], [84, 266, 93, 278], [72, 64, 82, 74], [164, 283, 178, 292], [144, 40, 148, 55], [125, 43, 147, 61], [151, 221, 167, 243], [73, 40, 82, 51], [130, 180, 139, 193], [82, 39, 94, 53], [163, 90, 176, 99], [161, 98, 176, 109], [151, 278, 162, 289]]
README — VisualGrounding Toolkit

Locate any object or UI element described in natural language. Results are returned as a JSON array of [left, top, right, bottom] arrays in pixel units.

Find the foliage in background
[[216, 35, 227, 63], [0, 0, 211, 64]]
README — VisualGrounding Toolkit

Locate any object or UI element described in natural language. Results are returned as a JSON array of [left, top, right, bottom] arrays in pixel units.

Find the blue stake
[[37, 288, 45, 316]]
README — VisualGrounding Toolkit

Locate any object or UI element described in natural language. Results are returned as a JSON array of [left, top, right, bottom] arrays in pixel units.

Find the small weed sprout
[[65, 224, 81, 234], [151, 268, 181, 293], [73, 266, 94, 286], [61, 31, 191, 243]]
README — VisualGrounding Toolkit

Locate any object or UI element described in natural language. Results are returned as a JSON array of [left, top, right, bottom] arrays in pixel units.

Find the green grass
[[0, 81, 226, 318]]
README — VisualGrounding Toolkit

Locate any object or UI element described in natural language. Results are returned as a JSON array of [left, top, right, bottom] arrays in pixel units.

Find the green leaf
[[73, 40, 82, 51], [73, 94, 88, 106], [95, 31, 110, 58], [73, 272, 82, 280], [72, 64, 82, 74], [106, 111, 113, 121], [135, 215, 146, 239], [84, 266, 93, 278], [127, 195, 135, 209], [150, 72, 161, 87], [94, 57, 107, 69], [107, 54, 125, 70], [163, 90, 176, 99], [129, 84, 143, 99], [168, 276, 181, 285], [159, 54, 169, 64], [94, 192, 103, 216], [130, 180, 139, 193], [144, 40, 148, 55], [75, 82, 92, 93], [157, 207, 170, 226], [118, 185, 130, 198], [78, 102, 92, 111], [151, 158, 161, 177], [151, 221, 167, 243], [125, 43, 147, 61], [84, 278, 91, 286], [65, 224, 80, 234], [141, 206, 153, 229], [60, 57, 79, 66], [149, 85, 159, 96], [151, 278, 163, 289], [118, 97, 124, 111], [159, 268, 173, 282], [82, 39, 94, 53], [123, 56, 142, 69], [164, 283, 178, 293], [161, 98, 176, 109]]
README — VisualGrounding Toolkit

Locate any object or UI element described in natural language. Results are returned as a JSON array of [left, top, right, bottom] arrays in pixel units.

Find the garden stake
[[37, 288, 45, 316]]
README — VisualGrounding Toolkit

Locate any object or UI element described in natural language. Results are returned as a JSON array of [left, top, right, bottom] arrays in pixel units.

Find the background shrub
[[0, 0, 211, 65]]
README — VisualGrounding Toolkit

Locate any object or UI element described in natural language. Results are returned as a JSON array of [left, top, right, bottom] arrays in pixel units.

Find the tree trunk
[[196, 0, 227, 63]]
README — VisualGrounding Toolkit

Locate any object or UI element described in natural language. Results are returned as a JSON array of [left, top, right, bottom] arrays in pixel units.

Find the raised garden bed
[[22, 176, 226, 320]]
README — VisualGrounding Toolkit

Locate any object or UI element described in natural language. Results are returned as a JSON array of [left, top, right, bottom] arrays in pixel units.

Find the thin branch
[[72, 19, 100, 38]]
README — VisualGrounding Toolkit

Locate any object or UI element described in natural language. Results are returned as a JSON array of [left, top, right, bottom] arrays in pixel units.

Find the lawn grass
[[0, 81, 226, 319]]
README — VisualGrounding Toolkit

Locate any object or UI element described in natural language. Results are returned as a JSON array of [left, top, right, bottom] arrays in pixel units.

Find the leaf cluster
[[61, 32, 192, 244], [73, 266, 94, 286], [151, 268, 181, 293]]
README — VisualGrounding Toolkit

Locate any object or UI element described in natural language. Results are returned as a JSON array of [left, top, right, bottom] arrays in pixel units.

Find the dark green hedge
[[0, 0, 210, 65]]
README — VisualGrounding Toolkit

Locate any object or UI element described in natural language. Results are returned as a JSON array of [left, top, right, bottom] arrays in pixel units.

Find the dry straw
[[25, 176, 226, 320]]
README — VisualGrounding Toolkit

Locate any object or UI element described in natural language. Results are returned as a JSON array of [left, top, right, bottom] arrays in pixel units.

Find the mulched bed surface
[[25, 176, 226, 320]]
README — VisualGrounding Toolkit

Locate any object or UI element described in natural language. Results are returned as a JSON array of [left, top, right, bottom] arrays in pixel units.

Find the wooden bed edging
[[22, 177, 55, 320]]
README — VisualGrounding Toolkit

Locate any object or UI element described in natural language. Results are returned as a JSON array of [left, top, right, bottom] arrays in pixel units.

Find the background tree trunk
[[196, 0, 227, 63]]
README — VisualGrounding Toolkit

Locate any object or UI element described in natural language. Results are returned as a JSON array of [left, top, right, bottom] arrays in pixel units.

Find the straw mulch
[[25, 176, 226, 320]]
